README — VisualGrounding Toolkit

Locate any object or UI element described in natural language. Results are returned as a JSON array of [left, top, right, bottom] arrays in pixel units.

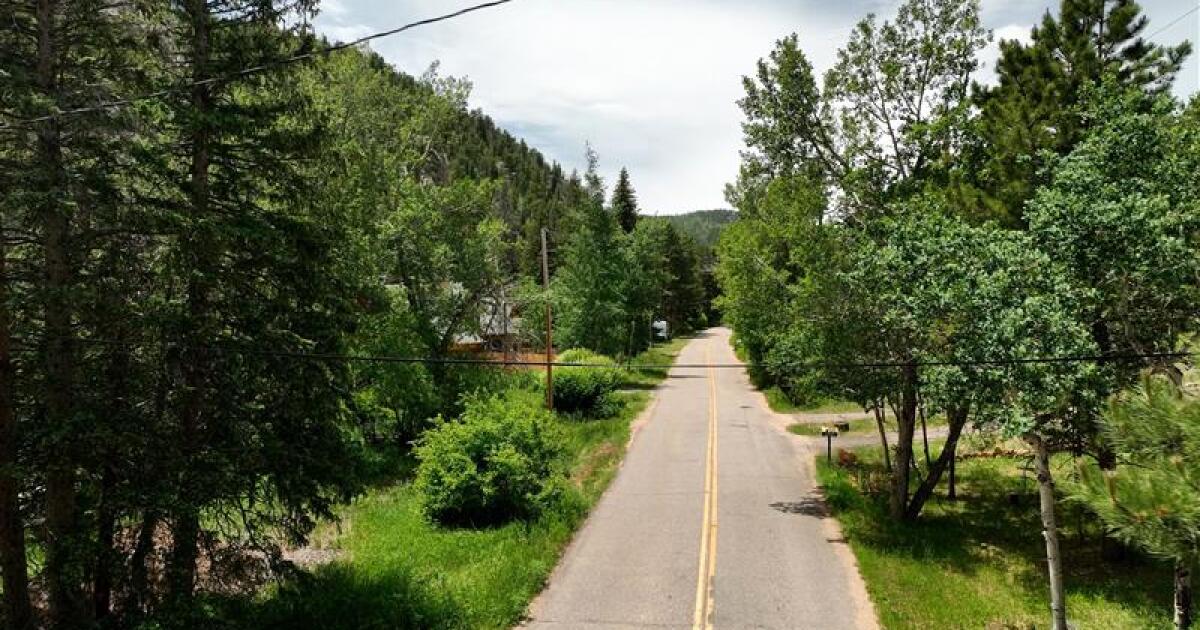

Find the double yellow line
[[693, 349, 719, 629]]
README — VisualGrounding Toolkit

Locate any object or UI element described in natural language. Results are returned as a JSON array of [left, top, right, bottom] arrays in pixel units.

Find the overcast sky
[[314, 0, 1199, 215]]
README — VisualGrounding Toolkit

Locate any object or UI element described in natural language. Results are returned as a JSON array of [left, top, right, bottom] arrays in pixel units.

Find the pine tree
[[0, 0, 150, 624], [0, 9, 32, 622], [555, 150, 628, 356], [0, 213, 28, 630], [611, 167, 639, 233], [1071, 380, 1200, 630], [661, 224, 705, 333], [972, 0, 1191, 225], [145, 0, 363, 606]]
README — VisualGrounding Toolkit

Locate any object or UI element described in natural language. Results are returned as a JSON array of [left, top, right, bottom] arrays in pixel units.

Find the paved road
[[524, 328, 878, 629]]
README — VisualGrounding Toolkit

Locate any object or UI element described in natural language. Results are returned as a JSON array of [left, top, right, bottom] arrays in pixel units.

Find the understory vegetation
[[550, 349, 623, 415], [766, 387, 862, 415], [219, 349, 674, 630], [414, 391, 570, 527], [818, 441, 1176, 629], [719, 0, 1199, 627]]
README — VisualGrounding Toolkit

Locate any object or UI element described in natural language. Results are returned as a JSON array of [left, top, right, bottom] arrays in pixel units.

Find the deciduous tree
[[737, 0, 988, 220]]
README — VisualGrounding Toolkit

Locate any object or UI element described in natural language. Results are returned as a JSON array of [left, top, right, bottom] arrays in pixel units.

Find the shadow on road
[[769, 497, 830, 519]]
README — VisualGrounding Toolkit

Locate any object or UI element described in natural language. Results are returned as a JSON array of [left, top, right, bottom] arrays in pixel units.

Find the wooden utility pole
[[541, 228, 553, 410]]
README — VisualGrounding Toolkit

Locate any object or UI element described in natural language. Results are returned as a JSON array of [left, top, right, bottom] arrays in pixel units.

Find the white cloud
[[314, 0, 1197, 214], [322, 22, 373, 43], [314, 0, 856, 213], [321, 0, 349, 18], [976, 24, 1034, 86]]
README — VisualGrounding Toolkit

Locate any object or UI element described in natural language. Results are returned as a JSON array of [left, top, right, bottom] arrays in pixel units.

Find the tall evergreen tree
[[971, 0, 1191, 225], [611, 167, 639, 233], [144, 0, 364, 607], [555, 196, 628, 357], [0, 7, 32, 618], [660, 224, 705, 333], [0, 195, 28, 630], [1072, 380, 1200, 630], [0, 0, 150, 624]]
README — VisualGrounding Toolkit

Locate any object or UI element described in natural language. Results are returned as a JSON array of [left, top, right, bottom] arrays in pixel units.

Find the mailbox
[[820, 426, 838, 463]]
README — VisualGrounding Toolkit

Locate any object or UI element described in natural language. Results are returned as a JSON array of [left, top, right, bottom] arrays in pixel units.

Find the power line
[[9, 336, 1195, 371], [0, 0, 514, 130], [1144, 2, 1199, 41]]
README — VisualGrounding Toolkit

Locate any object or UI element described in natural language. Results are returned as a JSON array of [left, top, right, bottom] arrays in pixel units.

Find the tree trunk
[[124, 509, 159, 616], [889, 364, 918, 521], [903, 406, 967, 521], [1158, 364, 1185, 389], [947, 456, 957, 501], [873, 404, 891, 472], [1031, 434, 1068, 630], [167, 510, 200, 603], [93, 330, 130, 621], [919, 403, 931, 467], [0, 236, 33, 630], [93, 469, 117, 621], [35, 0, 88, 625], [168, 0, 213, 604], [1177, 562, 1193, 630]]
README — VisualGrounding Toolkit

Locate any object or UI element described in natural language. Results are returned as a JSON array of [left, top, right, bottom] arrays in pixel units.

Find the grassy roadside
[[228, 340, 685, 629], [788, 414, 948, 437], [789, 419, 868, 436], [764, 387, 863, 414], [621, 335, 690, 388], [816, 443, 1174, 629]]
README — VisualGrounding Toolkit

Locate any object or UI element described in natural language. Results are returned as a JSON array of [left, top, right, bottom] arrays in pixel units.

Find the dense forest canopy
[[2, 0, 1198, 628], [663, 209, 737, 253], [716, 0, 1198, 626], [0, 4, 711, 628]]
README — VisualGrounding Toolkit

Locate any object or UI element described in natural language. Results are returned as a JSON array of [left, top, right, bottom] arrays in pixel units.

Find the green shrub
[[552, 349, 623, 416], [414, 392, 567, 526], [436, 362, 541, 418]]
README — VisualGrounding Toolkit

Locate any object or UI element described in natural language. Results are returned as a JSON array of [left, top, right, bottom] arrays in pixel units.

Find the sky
[[314, 0, 1200, 215]]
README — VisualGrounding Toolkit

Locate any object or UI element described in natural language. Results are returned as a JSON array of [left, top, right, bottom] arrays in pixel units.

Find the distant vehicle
[[652, 320, 670, 340]]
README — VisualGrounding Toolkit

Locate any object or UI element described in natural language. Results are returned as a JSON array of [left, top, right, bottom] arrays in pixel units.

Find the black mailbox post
[[819, 426, 839, 464]]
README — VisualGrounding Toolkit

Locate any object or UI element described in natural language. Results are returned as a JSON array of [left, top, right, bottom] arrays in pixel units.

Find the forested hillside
[[664, 209, 736, 253], [0, 4, 709, 628]]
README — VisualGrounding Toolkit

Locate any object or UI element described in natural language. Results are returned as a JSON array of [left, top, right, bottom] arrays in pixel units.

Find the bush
[[437, 362, 541, 418], [413, 392, 567, 526], [552, 349, 623, 416]]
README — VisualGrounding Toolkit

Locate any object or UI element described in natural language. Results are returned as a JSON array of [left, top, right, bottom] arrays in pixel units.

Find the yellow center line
[[693, 347, 719, 629]]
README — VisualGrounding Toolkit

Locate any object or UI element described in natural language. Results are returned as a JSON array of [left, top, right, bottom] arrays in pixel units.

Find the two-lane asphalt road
[[524, 328, 878, 629]]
